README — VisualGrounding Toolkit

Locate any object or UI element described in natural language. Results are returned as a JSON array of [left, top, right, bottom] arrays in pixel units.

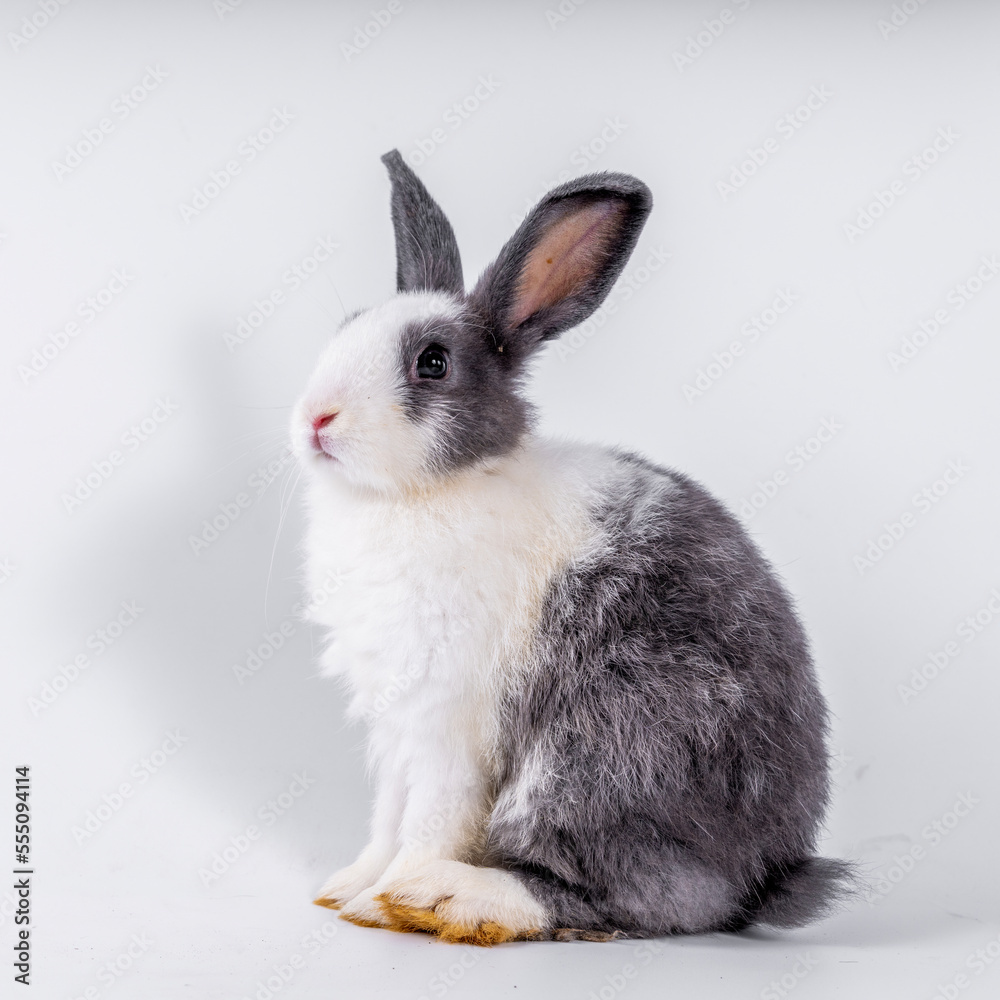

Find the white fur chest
[[300, 440, 603, 754]]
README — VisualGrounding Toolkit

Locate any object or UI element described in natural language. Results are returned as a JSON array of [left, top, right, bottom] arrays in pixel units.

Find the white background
[[2, 1, 999, 997]]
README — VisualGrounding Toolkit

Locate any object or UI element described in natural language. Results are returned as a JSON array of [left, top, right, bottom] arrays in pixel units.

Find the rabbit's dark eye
[[416, 344, 449, 379]]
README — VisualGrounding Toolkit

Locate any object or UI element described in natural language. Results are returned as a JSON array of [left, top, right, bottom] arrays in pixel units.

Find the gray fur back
[[484, 450, 854, 936]]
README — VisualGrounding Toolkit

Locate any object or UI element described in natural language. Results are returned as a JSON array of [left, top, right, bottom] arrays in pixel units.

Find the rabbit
[[290, 149, 856, 946]]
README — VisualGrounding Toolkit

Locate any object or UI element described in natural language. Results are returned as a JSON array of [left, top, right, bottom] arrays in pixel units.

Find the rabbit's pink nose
[[312, 412, 337, 431]]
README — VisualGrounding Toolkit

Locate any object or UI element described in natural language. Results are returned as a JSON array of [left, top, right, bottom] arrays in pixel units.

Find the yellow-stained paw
[[312, 896, 342, 911], [372, 859, 548, 946], [377, 896, 534, 945], [338, 889, 394, 929], [313, 859, 388, 911]]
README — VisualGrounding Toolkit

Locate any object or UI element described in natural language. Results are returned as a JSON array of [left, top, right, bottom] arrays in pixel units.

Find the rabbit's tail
[[742, 856, 862, 929], [498, 853, 862, 939]]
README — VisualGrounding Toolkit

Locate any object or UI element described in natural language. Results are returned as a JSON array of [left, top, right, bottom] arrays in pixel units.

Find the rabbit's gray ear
[[469, 172, 652, 356], [381, 149, 464, 296]]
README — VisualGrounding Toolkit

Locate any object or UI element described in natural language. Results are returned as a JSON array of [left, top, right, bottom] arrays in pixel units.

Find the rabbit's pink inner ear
[[510, 199, 626, 327]]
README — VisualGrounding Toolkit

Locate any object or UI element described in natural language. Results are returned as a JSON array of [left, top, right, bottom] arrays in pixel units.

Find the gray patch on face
[[374, 154, 656, 482], [483, 450, 856, 936], [395, 310, 534, 476]]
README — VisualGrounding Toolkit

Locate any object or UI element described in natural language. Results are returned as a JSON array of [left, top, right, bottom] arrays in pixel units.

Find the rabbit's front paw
[[337, 887, 394, 928], [374, 859, 548, 946], [313, 860, 386, 911]]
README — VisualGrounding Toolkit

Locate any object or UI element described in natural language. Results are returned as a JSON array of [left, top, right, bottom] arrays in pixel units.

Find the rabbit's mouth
[[312, 438, 339, 461], [307, 409, 345, 461]]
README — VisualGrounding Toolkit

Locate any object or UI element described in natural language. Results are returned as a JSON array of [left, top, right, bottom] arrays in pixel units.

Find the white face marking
[[291, 291, 463, 494]]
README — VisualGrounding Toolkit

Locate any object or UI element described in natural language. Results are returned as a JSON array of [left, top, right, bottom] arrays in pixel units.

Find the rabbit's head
[[291, 150, 651, 495]]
